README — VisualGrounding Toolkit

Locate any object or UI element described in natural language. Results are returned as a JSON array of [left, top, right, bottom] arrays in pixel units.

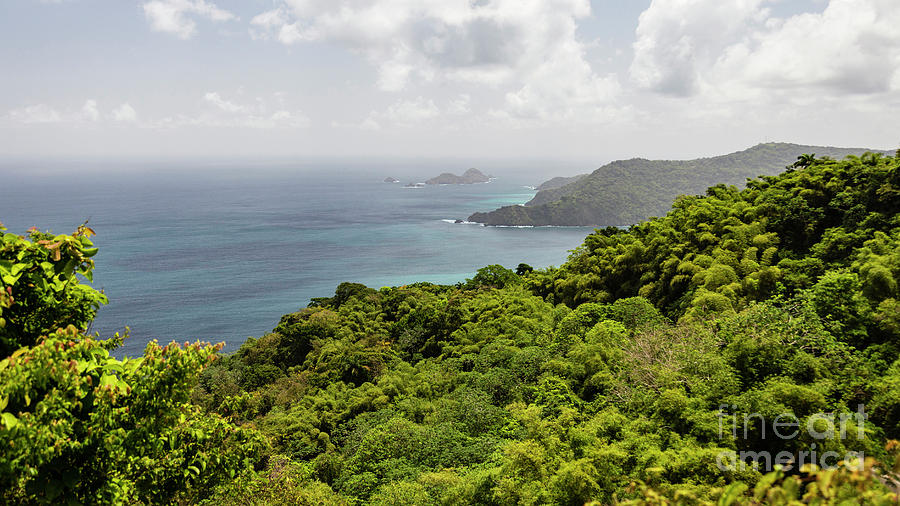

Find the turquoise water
[[0, 163, 593, 356]]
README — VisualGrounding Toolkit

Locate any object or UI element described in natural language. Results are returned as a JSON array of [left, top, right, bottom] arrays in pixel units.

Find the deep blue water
[[0, 162, 593, 357]]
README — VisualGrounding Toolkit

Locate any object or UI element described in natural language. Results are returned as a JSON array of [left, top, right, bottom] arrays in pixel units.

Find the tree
[[790, 153, 816, 169], [466, 264, 521, 289], [0, 222, 107, 357], [0, 328, 268, 504], [516, 263, 534, 276]]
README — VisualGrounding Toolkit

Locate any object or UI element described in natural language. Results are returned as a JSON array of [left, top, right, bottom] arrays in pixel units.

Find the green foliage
[[469, 143, 888, 226], [0, 222, 108, 357], [0, 327, 268, 504], [619, 456, 898, 505], [516, 263, 535, 276], [544, 151, 900, 334], [0, 225, 272, 504], [190, 151, 900, 504], [467, 264, 522, 289], [7, 149, 900, 504]]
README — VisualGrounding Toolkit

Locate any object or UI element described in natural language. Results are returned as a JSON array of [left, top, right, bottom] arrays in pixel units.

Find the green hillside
[[470, 143, 891, 226], [3, 151, 900, 504]]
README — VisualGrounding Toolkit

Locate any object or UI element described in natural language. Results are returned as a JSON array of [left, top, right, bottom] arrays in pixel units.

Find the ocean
[[0, 161, 594, 357]]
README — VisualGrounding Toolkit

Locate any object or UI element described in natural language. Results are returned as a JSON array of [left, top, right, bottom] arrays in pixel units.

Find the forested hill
[[3, 151, 900, 503], [469, 142, 890, 226]]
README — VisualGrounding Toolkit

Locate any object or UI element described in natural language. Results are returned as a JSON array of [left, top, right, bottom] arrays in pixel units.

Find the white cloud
[[719, 0, 900, 95], [447, 94, 471, 115], [112, 103, 138, 122], [631, 0, 900, 99], [631, 0, 770, 96], [203, 91, 246, 113], [143, 0, 237, 39], [360, 96, 448, 130], [250, 0, 618, 121], [6, 100, 138, 125], [6, 104, 63, 124], [81, 99, 100, 121], [383, 97, 440, 124], [154, 92, 309, 129]]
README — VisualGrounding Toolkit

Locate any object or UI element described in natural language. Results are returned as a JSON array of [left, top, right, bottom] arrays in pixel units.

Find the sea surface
[[0, 161, 594, 357]]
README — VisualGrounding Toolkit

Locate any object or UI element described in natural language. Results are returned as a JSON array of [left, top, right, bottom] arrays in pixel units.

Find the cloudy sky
[[1, 0, 898, 162]]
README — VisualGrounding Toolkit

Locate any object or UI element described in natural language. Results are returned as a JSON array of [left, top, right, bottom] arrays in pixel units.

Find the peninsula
[[469, 142, 890, 226]]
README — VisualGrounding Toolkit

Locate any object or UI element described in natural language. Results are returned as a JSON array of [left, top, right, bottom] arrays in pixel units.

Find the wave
[[472, 223, 597, 228], [441, 219, 483, 225]]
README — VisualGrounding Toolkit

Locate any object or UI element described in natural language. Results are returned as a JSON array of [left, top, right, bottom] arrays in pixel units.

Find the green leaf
[[62, 258, 76, 278], [89, 347, 109, 358], [1, 274, 20, 286], [718, 481, 749, 506], [123, 358, 144, 374], [103, 362, 124, 374], [76, 361, 99, 374], [1, 412, 17, 430]]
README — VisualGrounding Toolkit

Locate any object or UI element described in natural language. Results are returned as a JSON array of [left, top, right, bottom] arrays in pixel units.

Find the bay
[[0, 161, 593, 356]]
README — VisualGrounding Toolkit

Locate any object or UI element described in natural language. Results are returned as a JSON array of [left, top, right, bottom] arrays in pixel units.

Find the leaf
[[1, 274, 21, 286], [103, 362, 124, 374], [123, 358, 145, 374], [1, 412, 17, 430], [89, 347, 109, 358], [0, 397, 7, 411], [717, 482, 748, 506], [76, 361, 99, 374], [62, 258, 77, 278]]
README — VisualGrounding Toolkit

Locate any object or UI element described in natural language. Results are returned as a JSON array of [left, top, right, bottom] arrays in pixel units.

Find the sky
[[1, 0, 898, 164]]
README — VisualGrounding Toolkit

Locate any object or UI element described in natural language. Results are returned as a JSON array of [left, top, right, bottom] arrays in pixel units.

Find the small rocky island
[[426, 168, 492, 185], [383, 177, 400, 183]]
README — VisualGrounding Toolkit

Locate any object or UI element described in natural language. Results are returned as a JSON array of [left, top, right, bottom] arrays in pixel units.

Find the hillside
[[194, 151, 900, 503], [3, 151, 900, 503], [535, 173, 586, 191], [469, 142, 890, 226]]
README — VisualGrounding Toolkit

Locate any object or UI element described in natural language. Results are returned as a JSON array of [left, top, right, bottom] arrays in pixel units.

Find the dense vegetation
[[536, 174, 587, 192], [0, 224, 268, 504], [469, 143, 889, 226], [2, 150, 900, 504]]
